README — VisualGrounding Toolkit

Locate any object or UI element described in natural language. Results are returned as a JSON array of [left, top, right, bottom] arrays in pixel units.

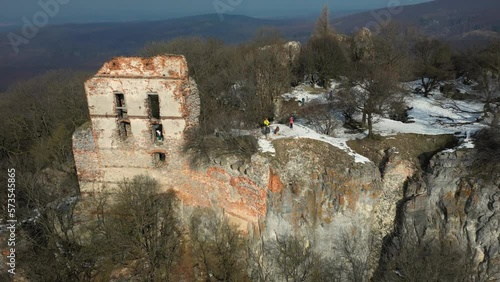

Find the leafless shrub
[[189, 209, 249, 281], [96, 176, 183, 281], [300, 103, 340, 136], [332, 229, 371, 282], [183, 128, 258, 167], [379, 238, 475, 282], [473, 126, 500, 175]]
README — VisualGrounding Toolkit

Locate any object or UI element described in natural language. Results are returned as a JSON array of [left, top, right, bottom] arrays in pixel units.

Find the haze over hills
[[0, 0, 499, 91], [333, 0, 500, 45], [0, 0, 432, 25], [0, 14, 310, 91]]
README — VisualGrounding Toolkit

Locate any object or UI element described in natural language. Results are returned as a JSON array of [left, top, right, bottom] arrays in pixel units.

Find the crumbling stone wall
[[73, 56, 273, 225]]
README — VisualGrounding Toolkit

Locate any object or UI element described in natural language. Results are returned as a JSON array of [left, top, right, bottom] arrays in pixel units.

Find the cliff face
[[256, 139, 415, 278], [377, 149, 500, 280], [263, 138, 381, 238], [228, 137, 498, 280]]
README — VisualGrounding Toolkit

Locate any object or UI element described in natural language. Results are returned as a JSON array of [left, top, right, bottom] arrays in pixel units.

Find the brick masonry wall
[[73, 55, 273, 225]]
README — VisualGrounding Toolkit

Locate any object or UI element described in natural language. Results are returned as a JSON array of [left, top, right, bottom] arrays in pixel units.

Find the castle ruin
[[73, 56, 278, 228]]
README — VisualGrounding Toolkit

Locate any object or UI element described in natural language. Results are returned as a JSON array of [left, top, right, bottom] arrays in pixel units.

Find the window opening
[[148, 94, 160, 119], [115, 93, 128, 118], [119, 121, 131, 140], [154, 152, 166, 166], [158, 153, 166, 162]]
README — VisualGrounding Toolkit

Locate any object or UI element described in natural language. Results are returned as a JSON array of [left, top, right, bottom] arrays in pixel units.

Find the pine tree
[[312, 5, 334, 39], [301, 5, 347, 88]]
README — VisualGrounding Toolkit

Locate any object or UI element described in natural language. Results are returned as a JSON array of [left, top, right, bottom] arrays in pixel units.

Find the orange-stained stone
[[268, 169, 284, 193]]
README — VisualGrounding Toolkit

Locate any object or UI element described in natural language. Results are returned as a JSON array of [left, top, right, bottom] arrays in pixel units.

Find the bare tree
[[98, 176, 183, 281], [268, 235, 321, 282], [338, 24, 409, 138], [301, 35, 349, 88], [250, 27, 286, 48], [18, 195, 98, 282], [248, 230, 340, 282], [469, 41, 500, 118], [0, 70, 95, 281], [332, 230, 371, 282], [413, 37, 454, 97], [300, 103, 340, 136], [247, 222, 274, 282], [375, 23, 414, 79], [339, 61, 402, 138], [473, 125, 500, 175], [243, 40, 292, 121], [189, 208, 249, 281], [379, 236, 476, 282]]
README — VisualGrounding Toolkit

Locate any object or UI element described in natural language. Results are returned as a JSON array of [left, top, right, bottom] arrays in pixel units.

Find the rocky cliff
[[376, 149, 500, 281], [250, 138, 414, 280], [214, 135, 500, 280]]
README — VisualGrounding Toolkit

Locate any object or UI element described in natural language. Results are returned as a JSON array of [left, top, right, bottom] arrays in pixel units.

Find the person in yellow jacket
[[263, 118, 270, 127], [263, 118, 270, 139]]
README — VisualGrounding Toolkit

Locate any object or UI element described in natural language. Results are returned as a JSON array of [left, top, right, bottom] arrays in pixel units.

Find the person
[[263, 118, 270, 127], [289, 115, 294, 129], [156, 129, 163, 141], [263, 118, 270, 139]]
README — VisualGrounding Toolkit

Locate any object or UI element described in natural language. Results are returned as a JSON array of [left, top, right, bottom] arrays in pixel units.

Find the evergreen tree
[[301, 5, 349, 88], [312, 5, 335, 39]]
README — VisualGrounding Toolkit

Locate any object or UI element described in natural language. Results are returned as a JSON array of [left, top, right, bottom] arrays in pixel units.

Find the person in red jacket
[[289, 115, 294, 129]]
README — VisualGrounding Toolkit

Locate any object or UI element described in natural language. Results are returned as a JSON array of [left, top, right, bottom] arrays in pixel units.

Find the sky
[[0, 0, 434, 24]]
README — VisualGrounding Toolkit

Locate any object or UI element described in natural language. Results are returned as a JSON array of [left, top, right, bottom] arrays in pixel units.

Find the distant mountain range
[[333, 0, 500, 45], [0, 14, 317, 91], [0, 0, 498, 91]]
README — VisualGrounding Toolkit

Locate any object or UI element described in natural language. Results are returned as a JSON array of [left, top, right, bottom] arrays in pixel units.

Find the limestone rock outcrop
[[259, 139, 416, 279], [377, 149, 500, 280], [353, 27, 374, 61]]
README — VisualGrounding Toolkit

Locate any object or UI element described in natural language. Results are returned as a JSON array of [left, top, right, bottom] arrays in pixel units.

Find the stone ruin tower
[[73, 55, 200, 193], [73, 56, 272, 228]]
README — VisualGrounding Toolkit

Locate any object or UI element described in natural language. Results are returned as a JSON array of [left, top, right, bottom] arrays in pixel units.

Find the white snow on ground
[[258, 139, 276, 155], [404, 78, 478, 96], [331, 81, 341, 88], [282, 82, 341, 105], [374, 94, 486, 136], [255, 80, 487, 162], [259, 124, 370, 163], [282, 85, 329, 104]]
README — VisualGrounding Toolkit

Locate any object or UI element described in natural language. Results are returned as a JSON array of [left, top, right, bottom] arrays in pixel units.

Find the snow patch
[[282, 86, 328, 105], [258, 138, 276, 155], [258, 124, 370, 163], [374, 92, 486, 137]]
